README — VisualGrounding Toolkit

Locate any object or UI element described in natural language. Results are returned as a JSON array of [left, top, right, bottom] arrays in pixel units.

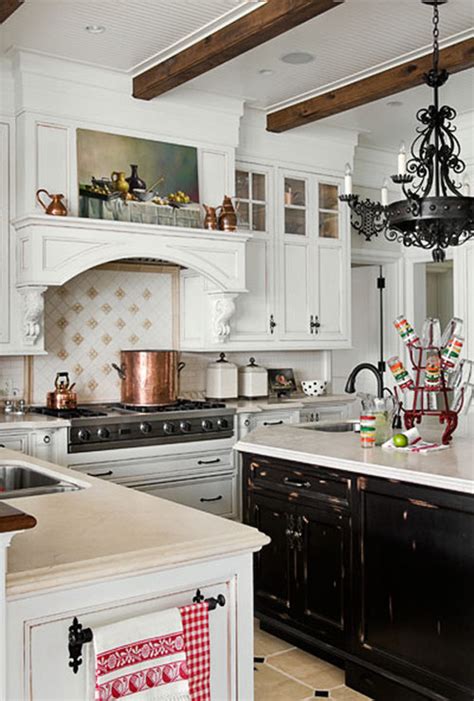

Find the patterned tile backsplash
[[32, 267, 176, 403]]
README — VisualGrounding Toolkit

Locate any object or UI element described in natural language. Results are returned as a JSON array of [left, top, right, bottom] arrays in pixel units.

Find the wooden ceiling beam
[[0, 0, 23, 24], [266, 37, 474, 132], [133, 0, 342, 101]]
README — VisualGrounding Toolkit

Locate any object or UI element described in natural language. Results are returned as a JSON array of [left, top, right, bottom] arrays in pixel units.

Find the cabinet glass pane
[[319, 211, 339, 239], [237, 201, 250, 230], [284, 178, 305, 207], [285, 208, 306, 236], [319, 183, 339, 210], [252, 173, 266, 202], [252, 203, 266, 231], [236, 170, 249, 199]]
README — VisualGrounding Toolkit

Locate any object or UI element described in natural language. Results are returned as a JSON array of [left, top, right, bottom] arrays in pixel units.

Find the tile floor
[[254, 620, 372, 701]]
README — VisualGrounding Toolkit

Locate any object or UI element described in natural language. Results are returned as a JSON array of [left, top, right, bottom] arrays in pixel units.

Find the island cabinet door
[[293, 503, 351, 648], [353, 477, 474, 701], [248, 491, 297, 617]]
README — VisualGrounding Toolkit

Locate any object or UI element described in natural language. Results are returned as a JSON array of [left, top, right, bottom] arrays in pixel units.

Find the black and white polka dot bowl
[[301, 380, 328, 397]]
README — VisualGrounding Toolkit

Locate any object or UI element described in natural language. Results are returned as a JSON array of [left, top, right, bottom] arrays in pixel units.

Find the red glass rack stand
[[395, 342, 464, 445]]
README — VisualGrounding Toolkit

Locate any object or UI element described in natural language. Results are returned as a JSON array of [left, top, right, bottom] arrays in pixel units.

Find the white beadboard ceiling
[[0, 0, 263, 72]]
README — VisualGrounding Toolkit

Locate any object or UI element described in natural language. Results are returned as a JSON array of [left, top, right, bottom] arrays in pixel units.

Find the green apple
[[393, 433, 409, 448]]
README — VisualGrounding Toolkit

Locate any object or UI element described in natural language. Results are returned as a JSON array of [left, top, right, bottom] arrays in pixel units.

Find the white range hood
[[13, 215, 251, 347]]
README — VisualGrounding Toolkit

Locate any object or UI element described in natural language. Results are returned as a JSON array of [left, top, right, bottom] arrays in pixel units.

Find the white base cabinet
[[7, 552, 255, 701]]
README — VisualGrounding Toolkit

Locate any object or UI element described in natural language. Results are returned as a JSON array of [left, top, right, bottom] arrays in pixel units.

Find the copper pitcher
[[217, 195, 237, 232], [203, 204, 218, 230], [36, 189, 68, 216]]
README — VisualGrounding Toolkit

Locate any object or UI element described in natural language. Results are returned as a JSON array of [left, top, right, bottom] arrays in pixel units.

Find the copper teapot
[[36, 189, 68, 216], [203, 204, 218, 230], [217, 195, 237, 232], [46, 372, 77, 410]]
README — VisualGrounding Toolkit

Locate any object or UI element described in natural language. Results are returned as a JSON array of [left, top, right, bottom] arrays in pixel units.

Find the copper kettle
[[217, 196, 237, 232], [46, 372, 77, 410], [36, 189, 68, 216]]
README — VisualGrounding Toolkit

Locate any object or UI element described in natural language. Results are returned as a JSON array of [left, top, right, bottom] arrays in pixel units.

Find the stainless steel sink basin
[[0, 464, 82, 499], [297, 421, 360, 433]]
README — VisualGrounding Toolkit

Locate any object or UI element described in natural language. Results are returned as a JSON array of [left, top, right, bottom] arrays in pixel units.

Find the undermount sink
[[297, 421, 360, 433], [0, 464, 82, 500]]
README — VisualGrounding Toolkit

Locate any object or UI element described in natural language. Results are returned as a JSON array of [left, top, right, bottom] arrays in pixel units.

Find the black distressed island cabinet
[[242, 453, 474, 701]]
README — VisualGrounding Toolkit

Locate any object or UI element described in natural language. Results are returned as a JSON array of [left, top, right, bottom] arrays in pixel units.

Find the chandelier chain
[[432, 2, 440, 75]]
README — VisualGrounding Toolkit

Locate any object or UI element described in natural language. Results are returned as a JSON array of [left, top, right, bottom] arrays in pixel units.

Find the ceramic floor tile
[[254, 624, 295, 658], [331, 685, 373, 700], [267, 648, 345, 689], [254, 663, 311, 701]]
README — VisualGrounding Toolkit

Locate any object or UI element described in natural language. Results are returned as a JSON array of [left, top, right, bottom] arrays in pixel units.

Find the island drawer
[[245, 455, 350, 508]]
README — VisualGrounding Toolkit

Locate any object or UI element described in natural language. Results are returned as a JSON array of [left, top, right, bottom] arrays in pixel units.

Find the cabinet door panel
[[249, 493, 295, 615], [358, 486, 474, 690], [296, 504, 349, 643], [280, 242, 312, 339], [232, 236, 273, 340], [317, 245, 345, 339]]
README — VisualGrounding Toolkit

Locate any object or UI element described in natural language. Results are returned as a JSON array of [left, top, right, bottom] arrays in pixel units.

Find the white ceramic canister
[[238, 357, 268, 399], [206, 352, 238, 400]]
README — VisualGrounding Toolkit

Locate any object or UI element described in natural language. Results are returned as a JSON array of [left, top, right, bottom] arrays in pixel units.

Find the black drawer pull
[[197, 458, 221, 465], [87, 470, 113, 477], [200, 495, 223, 503], [283, 477, 311, 489], [263, 420, 283, 426]]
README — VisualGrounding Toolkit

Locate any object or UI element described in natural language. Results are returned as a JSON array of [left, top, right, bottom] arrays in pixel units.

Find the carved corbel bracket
[[208, 292, 238, 343], [17, 286, 47, 346]]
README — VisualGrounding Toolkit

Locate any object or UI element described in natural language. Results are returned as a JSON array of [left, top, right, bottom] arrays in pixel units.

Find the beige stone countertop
[[234, 425, 474, 495], [0, 413, 70, 430], [227, 394, 355, 414], [0, 448, 268, 597]]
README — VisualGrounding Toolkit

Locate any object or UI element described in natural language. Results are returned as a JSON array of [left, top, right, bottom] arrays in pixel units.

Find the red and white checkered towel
[[94, 607, 191, 701], [179, 603, 211, 701]]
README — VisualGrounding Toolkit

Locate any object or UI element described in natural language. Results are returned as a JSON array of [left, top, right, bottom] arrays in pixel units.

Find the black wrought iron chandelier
[[340, 0, 474, 262]]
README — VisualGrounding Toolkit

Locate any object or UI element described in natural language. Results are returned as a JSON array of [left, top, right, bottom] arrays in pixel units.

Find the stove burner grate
[[30, 406, 108, 419], [110, 400, 226, 413]]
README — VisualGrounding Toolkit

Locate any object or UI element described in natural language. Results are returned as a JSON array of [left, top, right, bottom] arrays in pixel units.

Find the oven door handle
[[87, 470, 114, 477]]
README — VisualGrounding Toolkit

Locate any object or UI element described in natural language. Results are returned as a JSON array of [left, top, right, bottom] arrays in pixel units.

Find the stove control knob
[[140, 422, 152, 434], [163, 422, 176, 434], [77, 429, 91, 442], [97, 427, 110, 440], [201, 419, 213, 432], [180, 421, 192, 433], [217, 418, 229, 430]]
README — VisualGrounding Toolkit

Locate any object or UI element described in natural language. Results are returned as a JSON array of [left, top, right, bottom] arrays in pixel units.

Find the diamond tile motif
[[32, 267, 174, 403], [56, 317, 69, 330]]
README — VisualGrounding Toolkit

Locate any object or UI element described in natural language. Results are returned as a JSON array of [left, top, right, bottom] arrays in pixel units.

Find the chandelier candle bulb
[[397, 142, 407, 176], [387, 356, 414, 390], [462, 177, 470, 197], [344, 164, 352, 195], [394, 315, 420, 347], [381, 179, 389, 206], [441, 335, 464, 373]]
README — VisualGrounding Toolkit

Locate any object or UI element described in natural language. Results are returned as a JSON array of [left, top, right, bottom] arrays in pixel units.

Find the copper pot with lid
[[112, 350, 186, 406], [46, 372, 77, 410]]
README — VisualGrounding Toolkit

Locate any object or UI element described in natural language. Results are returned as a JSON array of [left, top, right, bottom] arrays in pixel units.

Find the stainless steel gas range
[[32, 401, 238, 518]]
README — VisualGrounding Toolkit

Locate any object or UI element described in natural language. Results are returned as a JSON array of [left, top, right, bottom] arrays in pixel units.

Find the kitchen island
[[0, 446, 268, 701], [236, 424, 474, 701]]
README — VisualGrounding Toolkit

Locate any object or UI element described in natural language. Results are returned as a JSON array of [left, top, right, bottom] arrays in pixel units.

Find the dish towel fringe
[[179, 603, 211, 701], [94, 606, 191, 701]]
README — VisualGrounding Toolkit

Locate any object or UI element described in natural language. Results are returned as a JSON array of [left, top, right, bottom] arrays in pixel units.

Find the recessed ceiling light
[[258, 69, 274, 76], [386, 100, 403, 108], [280, 51, 315, 65], [85, 25, 106, 34]]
